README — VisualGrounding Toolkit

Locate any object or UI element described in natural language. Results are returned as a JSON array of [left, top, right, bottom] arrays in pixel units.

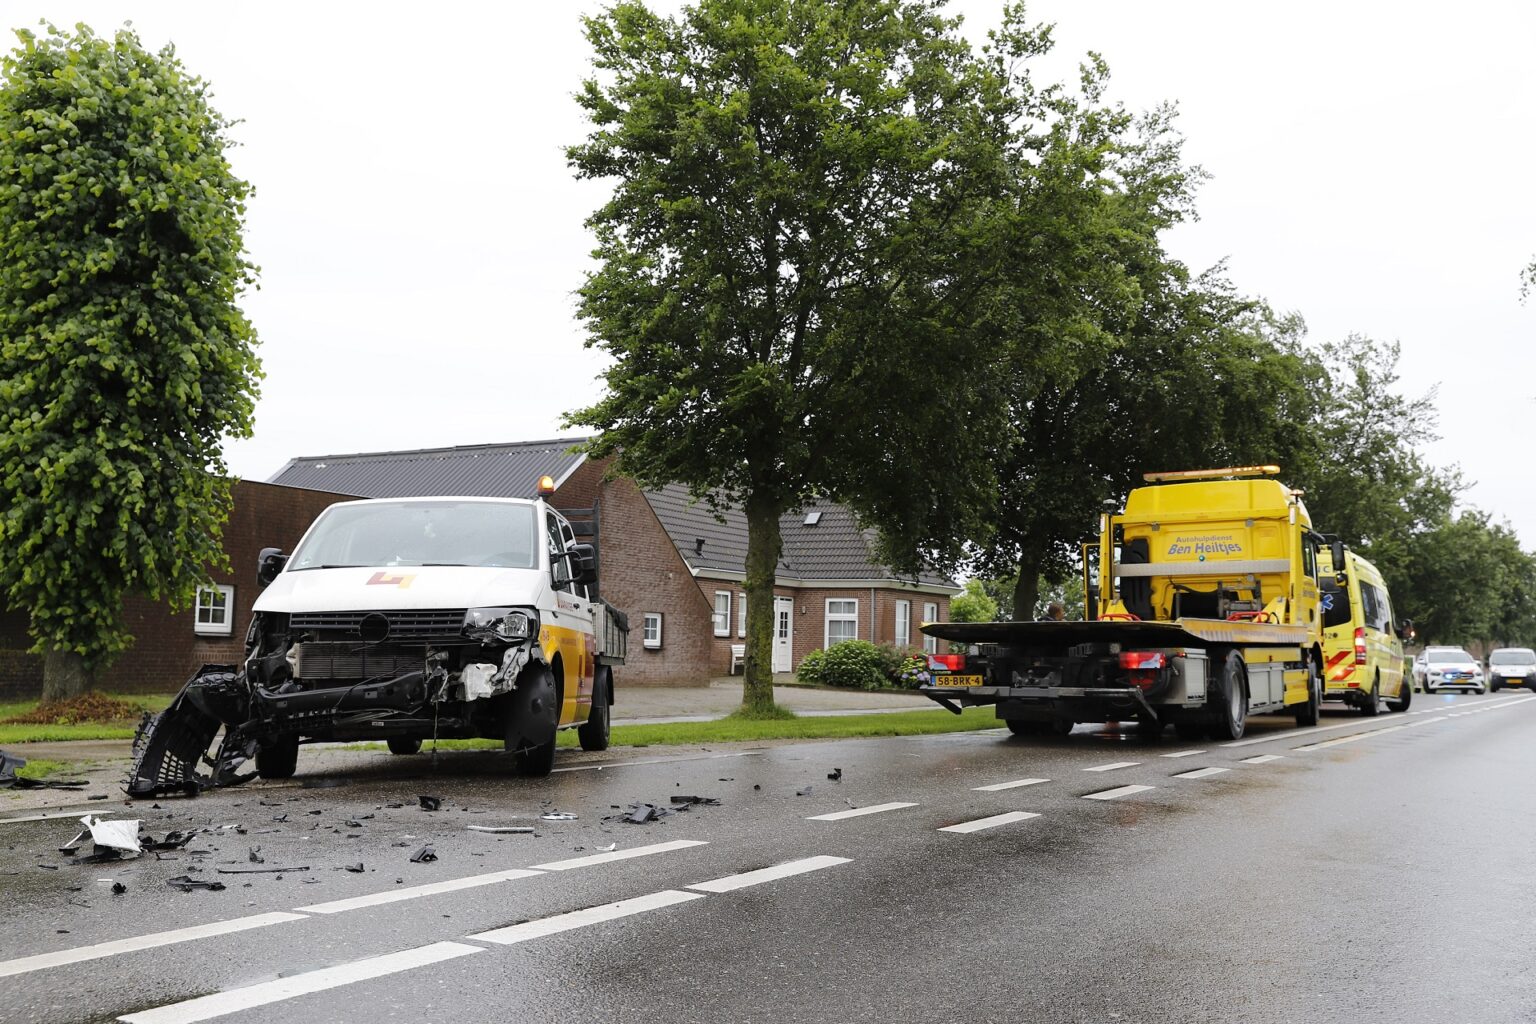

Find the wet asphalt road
[[4, 690, 1535, 1024]]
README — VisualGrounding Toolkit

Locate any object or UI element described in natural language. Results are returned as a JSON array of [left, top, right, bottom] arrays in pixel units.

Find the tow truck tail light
[[1118, 652, 1167, 670], [929, 654, 966, 673], [1353, 627, 1367, 665]]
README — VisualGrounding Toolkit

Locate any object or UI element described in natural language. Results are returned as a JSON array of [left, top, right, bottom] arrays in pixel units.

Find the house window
[[643, 612, 663, 649], [895, 600, 911, 647], [713, 591, 732, 637], [825, 598, 858, 647], [922, 602, 939, 654], [737, 592, 747, 637], [195, 584, 234, 637]]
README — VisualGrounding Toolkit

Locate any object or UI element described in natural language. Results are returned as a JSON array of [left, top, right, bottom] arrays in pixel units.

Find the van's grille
[[291, 642, 423, 681], [289, 609, 467, 641]]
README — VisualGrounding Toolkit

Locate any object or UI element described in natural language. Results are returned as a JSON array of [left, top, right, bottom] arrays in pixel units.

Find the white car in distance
[[1416, 647, 1485, 694]]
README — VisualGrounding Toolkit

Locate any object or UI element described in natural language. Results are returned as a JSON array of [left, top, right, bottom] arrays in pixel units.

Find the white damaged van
[[129, 493, 627, 797]]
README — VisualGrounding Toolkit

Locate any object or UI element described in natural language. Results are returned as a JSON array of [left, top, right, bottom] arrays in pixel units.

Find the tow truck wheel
[[504, 663, 558, 777], [1386, 676, 1411, 712], [1050, 719, 1075, 738], [255, 737, 299, 780], [387, 737, 422, 755], [578, 668, 611, 752], [1360, 676, 1381, 717], [1004, 719, 1045, 736], [1293, 659, 1322, 727], [1208, 651, 1247, 741]]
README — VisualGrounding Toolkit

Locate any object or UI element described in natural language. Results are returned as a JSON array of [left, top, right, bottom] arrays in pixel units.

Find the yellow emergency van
[[1319, 546, 1411, 714]]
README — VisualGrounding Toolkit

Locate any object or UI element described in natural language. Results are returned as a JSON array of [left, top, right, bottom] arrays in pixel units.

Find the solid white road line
[[972, 778, 1050, 792], [806, 801, 918, 821], [118, 941, 481, 1024], [551, 751, 761, 773], [1172, 767, 1230, 780], [1084, 761, 1141, 772], [296, 868, 543, 915], [1160, 750, 1205, 758], [1222, 716, 1400, 748], [0, 809, 117, 825], [1240, 754, 1283, 764], [687, 855, 851, 893], [531, 839, 709, 872], [467, 890, 704, 945], [938, 811, 1041, 834], [1083, 785, 1155, 801], [0, 913, 307, 980], [1293, 724, 1410, 752]]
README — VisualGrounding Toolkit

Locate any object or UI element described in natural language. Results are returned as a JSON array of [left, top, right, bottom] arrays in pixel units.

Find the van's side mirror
[[570, 543, 597, 586], [1329, 539, 1346, 570], [256, 548, 287, 587]]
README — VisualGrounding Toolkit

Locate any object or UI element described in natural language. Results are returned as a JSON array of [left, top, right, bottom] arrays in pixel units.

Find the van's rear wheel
[[1208, 651, 1247, 741], [1360, 676, 1381, 717], [577, 668, 611, 752]]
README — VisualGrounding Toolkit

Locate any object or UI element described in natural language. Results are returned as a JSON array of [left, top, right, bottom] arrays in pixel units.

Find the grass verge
[[0, 692, 176, 744], [343, 706, 1004, 753]]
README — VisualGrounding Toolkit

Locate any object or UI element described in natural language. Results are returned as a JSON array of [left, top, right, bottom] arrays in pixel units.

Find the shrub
[[796, 648, 827, 685], [817, 640, 888, 690], [893, 654, 932, 688]]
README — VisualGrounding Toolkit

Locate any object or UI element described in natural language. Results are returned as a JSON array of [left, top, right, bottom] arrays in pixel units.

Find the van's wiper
[[289, 564, 366, 571]]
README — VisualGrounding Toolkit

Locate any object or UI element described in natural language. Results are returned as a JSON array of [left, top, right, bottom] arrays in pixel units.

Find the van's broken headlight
[[463, 607, 536, 642]]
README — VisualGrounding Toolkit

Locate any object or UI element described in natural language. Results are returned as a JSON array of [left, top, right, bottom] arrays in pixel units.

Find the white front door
[[773, 597, 794, 673]]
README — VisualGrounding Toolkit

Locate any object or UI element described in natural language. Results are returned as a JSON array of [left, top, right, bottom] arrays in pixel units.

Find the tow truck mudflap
[[920, 685, 1157, 720]]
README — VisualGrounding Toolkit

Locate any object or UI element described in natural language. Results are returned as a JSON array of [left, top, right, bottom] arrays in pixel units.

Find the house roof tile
[[268, 438, 590, 499]]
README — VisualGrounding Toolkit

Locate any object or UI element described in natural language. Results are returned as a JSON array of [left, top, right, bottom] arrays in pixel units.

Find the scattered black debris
[[671, 795, 719, 807], [166, 875, 226, 892], [272, 814, 288, 823], [215, 864, 310, 875], [385, 803, 405, 809], [37, 864, 60, 870], [343, 863, 365, 873], [796, 786, 813, 797], [827, 768, 842, 782], [144, 831, 194, 852], [300, 778, 349, 789], [58, 828, 89, 855], [86, 793, 109, 800], [344, 820, 364, 828], [111, 882, 127, 895], [307, 810, 323, 816], [754, 784, 761, 791], [410, 845, 437, 863], [418, 795, 442, 811], [719, 778, 734, 782], [248, 846, 264, 864]]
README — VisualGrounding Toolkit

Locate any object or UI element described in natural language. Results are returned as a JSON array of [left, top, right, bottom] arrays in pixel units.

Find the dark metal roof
[[645, 483, 957, 590], [268, 438, 590, 499]]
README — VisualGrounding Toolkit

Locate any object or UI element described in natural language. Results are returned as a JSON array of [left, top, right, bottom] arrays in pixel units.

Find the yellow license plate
[[934, 674, 983, 687]]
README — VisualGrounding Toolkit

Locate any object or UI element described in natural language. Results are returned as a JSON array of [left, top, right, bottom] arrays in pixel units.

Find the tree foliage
[[0, 24, 260, 692], [947, 578, 997, 623], [565, 0, 1079, 711]]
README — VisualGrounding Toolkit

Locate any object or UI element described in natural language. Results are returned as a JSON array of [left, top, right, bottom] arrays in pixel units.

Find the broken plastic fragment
[[539, 811, 577, 821], [418, 795, 442, 811], [80, 815, 142, 856], [111, 882, 127, 895], [343, 863, 365, 873], [410, 845, 437, 863], [827, 768, 842, 781], [166, 875, 226, 892], [215, 864, 310, 875], [466, 825, 534, 834], [796, 786, 813, 797]]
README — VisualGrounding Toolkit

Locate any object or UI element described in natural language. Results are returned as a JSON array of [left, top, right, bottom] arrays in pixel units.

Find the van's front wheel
[[503, 664, 557, 777], [1360, 676, 1381, 717]]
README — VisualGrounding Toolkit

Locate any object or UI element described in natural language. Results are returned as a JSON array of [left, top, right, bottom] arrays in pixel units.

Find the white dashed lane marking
[[1172, 767, 1230, 780], [687, 855, 851, 893], [972, 778, 1050, 792], [939, 811, 1041, 834], [806, 802, 918, 821], [118, 940, 482, 1024], [531, 839, 709, 872], [297, 869, 543, 915], [1083, 785, 1155, 801], [1, 913, 307, 980], [1160, 750, 1205, 758], [1083, 761, 1141, 772], [1240, 754, 1284, 764]]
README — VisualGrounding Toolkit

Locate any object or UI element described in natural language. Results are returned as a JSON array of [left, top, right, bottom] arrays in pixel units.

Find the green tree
[[566, 0, 1057, 713], [948, 579, 998, 623], [0, 24, 260, 699]]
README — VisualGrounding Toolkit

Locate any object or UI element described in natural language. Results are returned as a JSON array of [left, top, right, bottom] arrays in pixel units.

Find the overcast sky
[[10, 2, 1535, 543]]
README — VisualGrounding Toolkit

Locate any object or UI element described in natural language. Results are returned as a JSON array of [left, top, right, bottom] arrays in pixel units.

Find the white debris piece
[[460, 664, 498, 701], [80, 814, 141, 856]]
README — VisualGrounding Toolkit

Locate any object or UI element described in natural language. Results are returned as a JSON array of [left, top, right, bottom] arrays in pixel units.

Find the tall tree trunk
[[41, 648, 93, 702], [1011, 558, 1042, 622], [741, 492, 784, 715]]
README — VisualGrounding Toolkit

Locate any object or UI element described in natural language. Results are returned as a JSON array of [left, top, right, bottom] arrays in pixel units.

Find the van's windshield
[[1489, 649, 1536, 665], [289, 501, 539, 571]]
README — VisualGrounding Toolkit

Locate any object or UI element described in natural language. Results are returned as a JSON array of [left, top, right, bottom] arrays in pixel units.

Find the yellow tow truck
[[921, 467, 1326, 741]]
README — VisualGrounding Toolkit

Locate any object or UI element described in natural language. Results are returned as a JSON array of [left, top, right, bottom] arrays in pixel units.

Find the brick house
[[271, 438, 959, 684], [0, 437, 958, 697]]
